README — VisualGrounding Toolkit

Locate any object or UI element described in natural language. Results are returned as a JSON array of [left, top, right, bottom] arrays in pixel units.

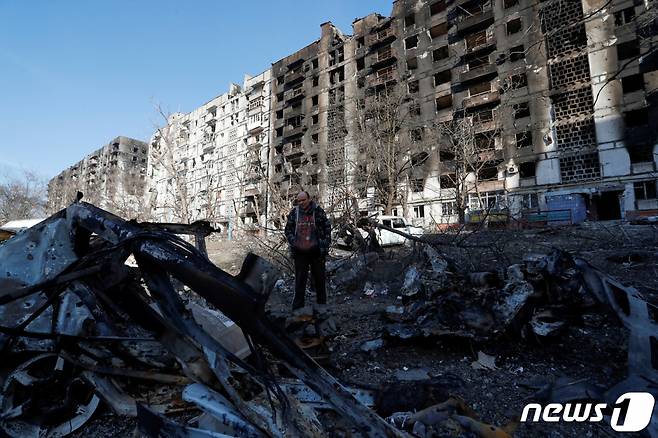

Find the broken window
[[439, 201, 455, 215], [311, 154, 318, 164], [276, 127, 283, 137], [312, 76, 319, 87], [277, 75, 284, 85], [469, 81, 490, 96], [516, 131, 533, 148], [430, 1, 446, 15], [628, 143, 654, 163], [312, 133, 319, 144], [514, 102, 530, 119], [411, 179, 425, 192], [405, 13, 415, 27], [312, 114, 319, 125], [506, 18, 522, 35], [509, 73, 528, 89], [509, 45, 525, 62], [519, 161, 536, 178], [478, 165, 499, 182], [413, 204, 426, 218], [433, 46, 449, 62], [468, 57, 487, 69], [504, 0, 519, 8], [622, 74, 644, 93], [377, 65, 395, 81], [476, 132, 495, 151], [378, 47, 392, 62], [405, 35, 419, 50], [440, 174, 456, 187], [436, 95, 452, 111], [312, 95, 319, 106], [429, 22, 448, 39], [617, 39, 640, 61], [410, 127, 423, 141], [409, 102, 421, 116], [466, 31, 487, 50], [634, 180, 657, 200], [614, 7, 636, 26], [625, 108, 648, 127], [434, 69, 451, 86], [407, 57, 418, 70], [408, 80, 419, 93], [357, 57, 365, 71], [312, 58, 319, 69], [357, 36, 365, 47], [473, 109, 493, 123], [277, 92, 284, 102], [276, 110, 283, 119]]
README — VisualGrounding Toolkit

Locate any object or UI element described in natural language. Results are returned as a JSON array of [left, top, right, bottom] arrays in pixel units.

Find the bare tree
[[349, 83, 434, 215], [0, 169, 47, 224], [148, 106, 195, 224], [432, 118, 502, 224]]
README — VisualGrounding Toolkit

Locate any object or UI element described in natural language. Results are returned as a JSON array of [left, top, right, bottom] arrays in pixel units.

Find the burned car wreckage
[[0, 201, 656, 437]]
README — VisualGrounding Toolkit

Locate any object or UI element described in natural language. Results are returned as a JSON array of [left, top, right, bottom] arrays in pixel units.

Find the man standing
[[284, 191, 331, 310]]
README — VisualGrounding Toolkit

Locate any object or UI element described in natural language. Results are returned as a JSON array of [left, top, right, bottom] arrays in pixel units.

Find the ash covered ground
[[71, 222, 657, 437]]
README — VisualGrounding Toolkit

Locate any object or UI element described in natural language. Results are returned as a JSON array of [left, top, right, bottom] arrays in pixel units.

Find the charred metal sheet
[[137, 404, 235, 438], [82, 371, 138, 417], [0, 213, 77, 296], [182, 384, 266, 438], [278, 380, 376, 409]]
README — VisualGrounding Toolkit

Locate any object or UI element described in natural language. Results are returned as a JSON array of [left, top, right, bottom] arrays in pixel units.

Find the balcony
[[456, 9, 494, 35], [370, 70, 397, 88], [463, 90, 500, 109], [368, 26, 396, 49], [283, 143, 304, 156], [285, 70, 304, 86], [464, 32, 495, 54], [285, 87, 305, 103], [283, 124, 306, 140], [458, 63, 497, 84], [370, 48, 397, 70], [284, 105, 304, 118]]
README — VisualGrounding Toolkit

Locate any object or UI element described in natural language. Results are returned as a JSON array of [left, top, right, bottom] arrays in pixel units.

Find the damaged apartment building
[[47, 136, 149, 217], [147, 71, 271, 233], [76, 0, 657, 229], [267, 0, 657, 226]]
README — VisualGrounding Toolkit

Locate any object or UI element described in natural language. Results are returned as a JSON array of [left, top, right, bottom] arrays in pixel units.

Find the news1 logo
[[521, 392, 655, 432]]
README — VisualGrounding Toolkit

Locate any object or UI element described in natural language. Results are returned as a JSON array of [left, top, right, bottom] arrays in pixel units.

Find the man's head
[[296, 191, 311, 209]]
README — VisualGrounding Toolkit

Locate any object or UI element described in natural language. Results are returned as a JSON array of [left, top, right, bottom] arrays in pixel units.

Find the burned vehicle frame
[[0, 201, 405, 437]]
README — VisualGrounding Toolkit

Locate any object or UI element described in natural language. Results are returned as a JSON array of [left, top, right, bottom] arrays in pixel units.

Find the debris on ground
[[2, 202, 658, 437]]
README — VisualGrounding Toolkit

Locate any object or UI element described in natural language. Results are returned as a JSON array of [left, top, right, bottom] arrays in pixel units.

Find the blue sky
[[0, 0, 392, 179]]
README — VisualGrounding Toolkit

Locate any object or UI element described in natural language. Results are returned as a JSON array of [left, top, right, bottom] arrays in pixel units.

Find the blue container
[[546, 194, 586, 224]]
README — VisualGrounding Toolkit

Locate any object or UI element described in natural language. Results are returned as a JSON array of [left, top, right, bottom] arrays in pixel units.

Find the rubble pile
[[0, 202, 405, 438], [383, 249, 590, 343], [0, 202, 656, 437]]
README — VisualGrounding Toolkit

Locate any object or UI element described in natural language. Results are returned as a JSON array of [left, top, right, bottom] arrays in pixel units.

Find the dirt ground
[[74, 222, 658, 437], [248, 221, 657, 437]]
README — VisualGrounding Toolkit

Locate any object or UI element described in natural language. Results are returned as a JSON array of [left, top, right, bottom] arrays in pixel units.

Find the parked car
[[333, 215, 425, 248], [370, 215, 425, 246]]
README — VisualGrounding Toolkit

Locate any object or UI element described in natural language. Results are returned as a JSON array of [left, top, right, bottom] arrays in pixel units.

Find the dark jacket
[[284, 202, 331, 255]]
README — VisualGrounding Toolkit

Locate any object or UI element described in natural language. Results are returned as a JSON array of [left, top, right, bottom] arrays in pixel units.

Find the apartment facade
[[47, 136, 149, 217], [51, 0, 656, 230], [147, 71, 271, 233], [342, 0, 657, 226]]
